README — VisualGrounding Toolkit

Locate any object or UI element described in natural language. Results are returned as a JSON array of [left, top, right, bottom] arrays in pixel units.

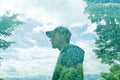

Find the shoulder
[[61, 44, 85, 54], [58, 44, 85, 66]]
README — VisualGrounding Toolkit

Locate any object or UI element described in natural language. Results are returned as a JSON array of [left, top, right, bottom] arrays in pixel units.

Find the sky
[[0, 0, 109, 78]]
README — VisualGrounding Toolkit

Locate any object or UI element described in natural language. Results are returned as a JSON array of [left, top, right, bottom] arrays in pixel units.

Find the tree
[[101, 64, 120, 80], [84, 0, 120, 65], [0, 11, 24, 50], [52, 64, 65, 80], [84, 0, 120, 79], [0, 11, 24, 80]]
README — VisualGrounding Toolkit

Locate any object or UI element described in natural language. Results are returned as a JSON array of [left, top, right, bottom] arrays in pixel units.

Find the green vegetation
[[84, 0, 120, 64], [53, 64, 83, 80], [0, 78, 4, 80], [0, 11, 24, 50], [52, 64, 64, 80], [59, 67, 78, 80], [101, 64, 120, 80], [84, 0, 120, 80], [0, 11, 24, 80]]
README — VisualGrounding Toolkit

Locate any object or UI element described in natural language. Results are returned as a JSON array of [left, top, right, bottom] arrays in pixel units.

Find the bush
[[101, 64, 120, 80], [0, 78, 4, 80]]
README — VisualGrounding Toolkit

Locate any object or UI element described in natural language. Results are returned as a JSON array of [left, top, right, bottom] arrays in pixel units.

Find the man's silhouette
[[46, 26, 84, 80]]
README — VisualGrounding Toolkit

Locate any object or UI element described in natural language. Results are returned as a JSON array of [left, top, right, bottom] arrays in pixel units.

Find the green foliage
[[0, 78, 4, 80], [59, 68, 78, 80], [0, 11, 24, 50], [84, 0, 120, 80], [0, 11, 24, 36], [0, 39, 14, 50], [85, 0, 120, 4], [53, 64, 83, 80], [85, 3, 120, 24], [76, 64, 83, 79], [52, 64, 65, 80], [84, 0, 120, 65], [101, 64, 120, 80], [0, 11, 24, 79]]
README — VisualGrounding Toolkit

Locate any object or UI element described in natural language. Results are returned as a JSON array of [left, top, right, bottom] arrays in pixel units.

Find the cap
[[46, 26, 71, 38]]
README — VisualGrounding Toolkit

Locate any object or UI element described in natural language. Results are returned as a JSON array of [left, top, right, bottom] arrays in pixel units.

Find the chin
[[52, 45, 57, 49]]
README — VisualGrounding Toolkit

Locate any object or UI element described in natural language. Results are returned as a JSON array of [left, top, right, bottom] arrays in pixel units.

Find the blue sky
[[0, 0, 109, 78]]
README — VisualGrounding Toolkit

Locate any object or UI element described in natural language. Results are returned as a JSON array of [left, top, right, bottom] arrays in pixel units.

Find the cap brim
[[46, 31, 54, 38]]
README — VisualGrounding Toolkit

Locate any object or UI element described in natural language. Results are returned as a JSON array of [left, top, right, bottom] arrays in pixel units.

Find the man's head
[[46, 26, 71, 50]]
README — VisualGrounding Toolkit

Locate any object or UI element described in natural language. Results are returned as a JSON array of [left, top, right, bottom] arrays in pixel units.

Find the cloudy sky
[[0, 0, 109, 78]]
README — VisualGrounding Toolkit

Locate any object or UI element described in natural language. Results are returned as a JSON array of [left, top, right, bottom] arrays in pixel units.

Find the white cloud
[[12, 46, 59, 61], [84, 62, 109, 74], [81, 23, 97, 35], [70, 22, 86, 28], [27, 38, 37, 44], [33, 22, 87, 33], [0, 46, 59, 78], [32, 26, 43, 33], [0, 40, 109, 78], [33, 24, 57, 33], [0, 0, 88, 26]]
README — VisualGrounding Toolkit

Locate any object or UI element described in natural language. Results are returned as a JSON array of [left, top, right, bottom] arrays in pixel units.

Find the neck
[[58, 43, 69, 51]]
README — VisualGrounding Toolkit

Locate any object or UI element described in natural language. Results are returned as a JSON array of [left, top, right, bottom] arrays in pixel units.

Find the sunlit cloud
[[32, 24, 57, 33], [0, 0, 88, 25], [81, 23, 97, 35], [0, 46, 59, 78]]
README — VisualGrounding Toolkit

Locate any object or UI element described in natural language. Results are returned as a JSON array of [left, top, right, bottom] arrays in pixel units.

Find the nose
[[46, 31, 52, 38]]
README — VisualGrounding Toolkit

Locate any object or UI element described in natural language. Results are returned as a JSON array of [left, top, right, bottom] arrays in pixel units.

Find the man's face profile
[[49, 33, 63, 49], [50, 33, 58, 48], [46, 26, 71, 50]]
